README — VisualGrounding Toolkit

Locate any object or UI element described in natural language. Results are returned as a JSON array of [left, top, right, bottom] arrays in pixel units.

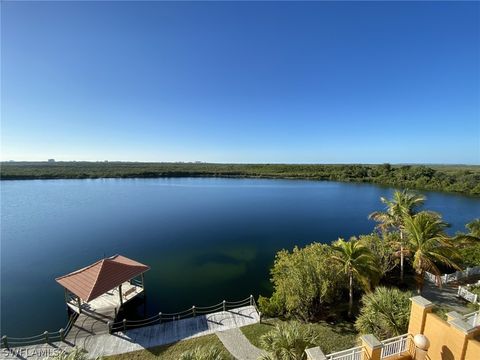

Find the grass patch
[[241, 318, 358, 354], [104, 334, 233, 360]]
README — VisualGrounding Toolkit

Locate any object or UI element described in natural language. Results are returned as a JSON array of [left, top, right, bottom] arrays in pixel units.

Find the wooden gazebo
[[56, 255, 150, 314]]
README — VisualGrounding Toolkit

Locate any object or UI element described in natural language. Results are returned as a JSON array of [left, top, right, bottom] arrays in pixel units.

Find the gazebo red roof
[[56, 255, 150, 302]]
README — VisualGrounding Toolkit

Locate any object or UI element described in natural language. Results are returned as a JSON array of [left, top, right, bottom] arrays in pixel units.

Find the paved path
[[0, 306, 260, 360], [422, 277, 478, 314], [216, 328, 266, 360]]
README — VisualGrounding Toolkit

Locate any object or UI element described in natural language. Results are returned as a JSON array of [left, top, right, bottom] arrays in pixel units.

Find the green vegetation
[[241, 319, 358, 355], [105, 335, 232, 360], [1, 162, 479, 196], [355, 287, 411, 339], [331, 239, 379, 316], [259, 191, 476, 323], [468, 284, 480, 298], [369, 190, 426, 282], [179, 346, 224, 360], [457, 219, 480, 267], [403, 211, 461, 292], [259, 321, 318, 360], [257, 243, 346, 321]]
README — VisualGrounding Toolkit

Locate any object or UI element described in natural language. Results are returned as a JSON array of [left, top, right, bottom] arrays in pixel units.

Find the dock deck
[[1, 305, 260, 360]]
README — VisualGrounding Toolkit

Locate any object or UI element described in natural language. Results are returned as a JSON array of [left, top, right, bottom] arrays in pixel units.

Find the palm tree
[[259, 322, 318, 360], [403, 211, 461, 293], [331, 239, 379, 317], [369, 190, 426, 282]]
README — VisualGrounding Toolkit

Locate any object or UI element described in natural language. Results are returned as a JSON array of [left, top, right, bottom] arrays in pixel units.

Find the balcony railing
[[380, 334, 409, 359], [326, 346, 363, 360]]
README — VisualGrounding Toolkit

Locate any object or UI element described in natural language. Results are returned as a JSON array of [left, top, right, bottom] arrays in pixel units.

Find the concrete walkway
[[0, 306, 260, 360], [216, 328, 266, 360], [422, 277, 479, 314]]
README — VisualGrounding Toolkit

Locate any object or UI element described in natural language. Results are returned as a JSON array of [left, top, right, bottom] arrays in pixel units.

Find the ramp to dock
[[1, 305, 260, 359]]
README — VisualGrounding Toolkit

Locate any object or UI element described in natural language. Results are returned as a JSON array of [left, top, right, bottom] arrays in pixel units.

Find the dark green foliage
[[355, 287, 411, 339], [259, 322, 319, 360], [1, 162, 479, 196], [258, 243, 347, 321], [459, 243, 480, 267]]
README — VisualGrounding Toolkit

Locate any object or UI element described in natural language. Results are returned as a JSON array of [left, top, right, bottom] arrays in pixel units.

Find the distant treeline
[[1, 162, 479, 196]]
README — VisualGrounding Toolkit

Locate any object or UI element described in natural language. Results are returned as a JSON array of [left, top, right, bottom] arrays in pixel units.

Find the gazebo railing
[[1, 313, 78, 349], [109, 295, 258, 332]]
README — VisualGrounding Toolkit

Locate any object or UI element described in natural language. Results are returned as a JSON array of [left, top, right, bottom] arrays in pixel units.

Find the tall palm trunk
[[348, 270, 353, 317], [400, 231, 404, 283]]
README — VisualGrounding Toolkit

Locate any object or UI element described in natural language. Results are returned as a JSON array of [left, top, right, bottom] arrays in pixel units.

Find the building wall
[[464, 338, 480, 360], [422, 313, 467, 360], [408, 297, 480, 360]]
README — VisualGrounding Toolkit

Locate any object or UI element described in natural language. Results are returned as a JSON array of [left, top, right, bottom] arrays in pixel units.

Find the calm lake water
[[1, 178, 479, 336]]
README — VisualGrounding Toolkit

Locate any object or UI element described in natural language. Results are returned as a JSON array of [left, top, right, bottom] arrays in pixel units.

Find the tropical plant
[[45, 347, 102, 360], [331, 238, 379, 317], [358, 233, 398, 276], [369, 190, 426, 282], [466, 219, 480, 237], [454, 219, 480, 267], [259, 322, 318, 360], [259, 243, 346, 321], [179, 346, 225, 360], [403, 211, 461, 292], [355, 287, 411, 339]]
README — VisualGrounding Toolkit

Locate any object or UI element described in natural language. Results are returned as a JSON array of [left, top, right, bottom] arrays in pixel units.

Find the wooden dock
[[1, 305, 260, 359]]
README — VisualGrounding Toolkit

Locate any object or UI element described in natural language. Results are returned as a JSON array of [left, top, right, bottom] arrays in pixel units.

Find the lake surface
[[1, 178, 479, 336]]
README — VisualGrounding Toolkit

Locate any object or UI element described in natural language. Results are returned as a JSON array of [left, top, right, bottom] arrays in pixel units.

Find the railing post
[[159, 312, 162, 324], [192, 306, 196, 317], [250, 294, 253, 306], [360, 334, 382, 360], [107, 321, 112, 334], [223, 300, 226, 312], [123, 319, 127, 331], [44, 331, 49, 344], [2, 335, 8, 349], [59, 328, 65, 341]]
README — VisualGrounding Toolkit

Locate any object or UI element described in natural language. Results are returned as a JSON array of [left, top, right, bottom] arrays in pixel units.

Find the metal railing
[[463, 311, 480, 327], [458, 286, 479, 304], [1, 313, 78, 349], [425, 266, 480, 285], [109, 295, 258, 333], [326, 346, 363, 360], [380, 334, 409, 359]]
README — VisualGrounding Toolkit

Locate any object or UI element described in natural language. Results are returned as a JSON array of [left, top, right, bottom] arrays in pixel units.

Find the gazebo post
[[141, 273, 145, 290], [77, 296, 82, 314], [64, 288, 69, 306], [119, 284, 123, 306]]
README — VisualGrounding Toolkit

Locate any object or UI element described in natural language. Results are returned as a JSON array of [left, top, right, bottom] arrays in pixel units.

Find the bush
[[259, 322, 318, 360], [355, 287, 411, 339], [179, 346, 225, 360], [259, 243, 346, 321]]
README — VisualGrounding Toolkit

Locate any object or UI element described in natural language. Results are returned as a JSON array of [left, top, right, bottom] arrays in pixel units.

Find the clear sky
[[1, 1, 479, 164]]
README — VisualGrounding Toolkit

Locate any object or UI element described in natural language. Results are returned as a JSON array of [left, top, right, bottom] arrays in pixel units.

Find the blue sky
[[2, 1, 479, 164]]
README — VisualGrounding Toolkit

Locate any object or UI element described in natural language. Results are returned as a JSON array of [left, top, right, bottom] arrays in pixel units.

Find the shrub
[[259, 322, 318, 360], [355, 287, 411, 339], [179, 346, 225, 360]]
